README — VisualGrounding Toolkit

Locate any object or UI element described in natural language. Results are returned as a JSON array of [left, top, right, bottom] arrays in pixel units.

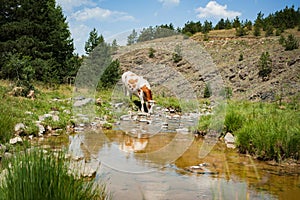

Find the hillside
[[115, 28, 300, 101]]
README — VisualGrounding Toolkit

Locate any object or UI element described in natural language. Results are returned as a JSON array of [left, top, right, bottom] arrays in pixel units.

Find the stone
[[14, 123, 25, 132], [27, 90, 35, 99], [73, 97, 94, 107], [52, 115, 59, 122], [37, 124, 45, 136], [9, 136, 23, 144], [224, 132, 236, 149]]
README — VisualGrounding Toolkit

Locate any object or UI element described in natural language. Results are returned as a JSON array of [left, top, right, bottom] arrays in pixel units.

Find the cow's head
[[141, 85, 155, 114]]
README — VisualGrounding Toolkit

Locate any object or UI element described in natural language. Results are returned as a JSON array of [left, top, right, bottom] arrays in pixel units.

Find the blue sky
[[56, 0, 299, 55]]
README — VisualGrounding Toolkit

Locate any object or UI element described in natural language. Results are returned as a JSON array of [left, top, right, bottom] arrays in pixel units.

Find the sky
[[55, 0, 299, 55]]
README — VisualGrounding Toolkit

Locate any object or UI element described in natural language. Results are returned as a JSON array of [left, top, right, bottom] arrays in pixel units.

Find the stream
[[62, 127, 299, 200]]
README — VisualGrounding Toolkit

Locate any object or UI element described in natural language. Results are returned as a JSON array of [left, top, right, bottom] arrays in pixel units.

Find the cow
[[121, 71, 155, 114]]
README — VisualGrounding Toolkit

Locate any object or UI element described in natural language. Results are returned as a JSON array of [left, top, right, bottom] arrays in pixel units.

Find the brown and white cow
[[121, 71, 155, 113]]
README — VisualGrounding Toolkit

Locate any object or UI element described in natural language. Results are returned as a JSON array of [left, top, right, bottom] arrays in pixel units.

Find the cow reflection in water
[[119, 135, 148, 153]]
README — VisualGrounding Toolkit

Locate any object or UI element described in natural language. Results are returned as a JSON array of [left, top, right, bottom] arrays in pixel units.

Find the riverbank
[[0, 81, 299, 163]]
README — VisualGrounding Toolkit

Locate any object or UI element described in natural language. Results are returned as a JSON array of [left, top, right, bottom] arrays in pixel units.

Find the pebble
[[9, 136, 23, 144], [14, 123, 25, 132]]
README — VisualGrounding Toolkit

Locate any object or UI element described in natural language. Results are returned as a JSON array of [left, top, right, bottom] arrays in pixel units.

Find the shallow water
[[67, 129, 299, 200]]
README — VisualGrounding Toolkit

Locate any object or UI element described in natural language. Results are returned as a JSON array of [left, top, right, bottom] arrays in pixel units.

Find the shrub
[[235, 26, 247, 37], [203, 33, 209, 41], [0, 149, 110, 200], [253, 26, 261, 36], [283, 34, 299, 51], [258, 52, 272, 78], [224, 108, 245, 133], [203, 83, 211, 98], [148, 47, 156, 58], [238, 54, 244, 61], [172, 45, 182, 63], [265, 25, 274, 37]]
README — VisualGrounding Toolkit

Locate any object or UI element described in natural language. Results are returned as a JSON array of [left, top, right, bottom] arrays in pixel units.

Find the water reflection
[[68, 129, 298, 200]]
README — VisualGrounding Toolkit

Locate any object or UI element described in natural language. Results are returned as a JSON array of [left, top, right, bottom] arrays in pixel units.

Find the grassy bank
[[0, 148, 110, 200], [197, 100, 300, 162], [0, 81, 73, 143]]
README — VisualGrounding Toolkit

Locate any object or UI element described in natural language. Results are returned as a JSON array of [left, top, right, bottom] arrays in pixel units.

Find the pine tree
[[85, 28, 104, 55], [127, 29, 138, 45], [0, 0, 76, 83]]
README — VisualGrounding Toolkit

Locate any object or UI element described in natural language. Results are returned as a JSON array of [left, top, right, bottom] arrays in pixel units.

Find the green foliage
[[279, 35, 286, 45], [235, 25, 247, 37], [85, 28, 104, 55], [258, 52, 272, 78], [99, 60, 121, 88], [224, 106, 245, 133], [224, 18, 232, 29], [280, 34, 299, 51], [236, 104, 300, 161], [127, 29, 138, 45], [202, 20, 213, 34], [0, 0, 77, 84], [182, 21, 202, 35], [238, 53, 244, 61], [148, 48, 156, 58], [0, 149, 110, 200], [203, 83, 211, 98], [203, 33, 209, 41], [219, 87, 232, 99], [172, 45, 183, 63], [214, 18, 225, 30], [136, 24, 177, 42], [265, 24, 274, 37], [1, 54, 35, 95], [253, 26, 261, 37]]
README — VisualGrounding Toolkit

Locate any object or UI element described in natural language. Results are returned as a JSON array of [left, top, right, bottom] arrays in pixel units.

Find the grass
[[196, 100, 300, 161], [0, 148, 110, 200], [0, 81, 73, 143]]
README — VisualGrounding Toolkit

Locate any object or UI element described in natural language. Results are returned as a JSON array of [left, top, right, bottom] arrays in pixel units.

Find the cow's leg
[[140, 98, 145, 112], [138, 90, 145, 112]]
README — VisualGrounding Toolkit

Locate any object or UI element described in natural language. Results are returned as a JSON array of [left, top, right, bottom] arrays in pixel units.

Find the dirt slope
[[115, 29, 300, 101]]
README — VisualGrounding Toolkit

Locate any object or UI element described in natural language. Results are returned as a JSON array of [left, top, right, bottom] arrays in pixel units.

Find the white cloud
[[56, 0, 96, 12], [195, 1, 241, 19], [158, 0, 180, 7], [71, 7, 135, 22]]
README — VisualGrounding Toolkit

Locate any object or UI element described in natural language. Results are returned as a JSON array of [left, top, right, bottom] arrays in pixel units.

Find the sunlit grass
[[0, 148, 111, 200]]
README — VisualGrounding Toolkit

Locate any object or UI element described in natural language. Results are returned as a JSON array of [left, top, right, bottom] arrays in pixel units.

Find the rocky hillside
[[115, 28, 300, 101]]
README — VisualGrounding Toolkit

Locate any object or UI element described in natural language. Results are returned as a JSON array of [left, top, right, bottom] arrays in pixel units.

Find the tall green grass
[[196, 100, 300, 161], [0, 148, 110, 200], [236, 104, 300, 161]]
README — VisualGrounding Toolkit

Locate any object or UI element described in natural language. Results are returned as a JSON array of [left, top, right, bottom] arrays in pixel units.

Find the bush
[[253, 26, 261, 36], [238, 54, 243, 61], [0, 149, 110, 200], [258, 52, 272, 78], [265, 25, 274, 37], [148, 48, 156, 58], [235, 26, 247, 37], [203, 83, 211, 98], [282, 34, 299, 51], [224, 108, 245, 133], [172, 45, 182, 63]]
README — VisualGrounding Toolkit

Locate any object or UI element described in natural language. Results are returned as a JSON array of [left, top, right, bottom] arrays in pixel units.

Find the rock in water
[[224, 132, 236, 149]]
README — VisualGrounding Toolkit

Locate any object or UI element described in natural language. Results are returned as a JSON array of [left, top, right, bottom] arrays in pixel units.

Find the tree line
[[128, 5, 300, 44]]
